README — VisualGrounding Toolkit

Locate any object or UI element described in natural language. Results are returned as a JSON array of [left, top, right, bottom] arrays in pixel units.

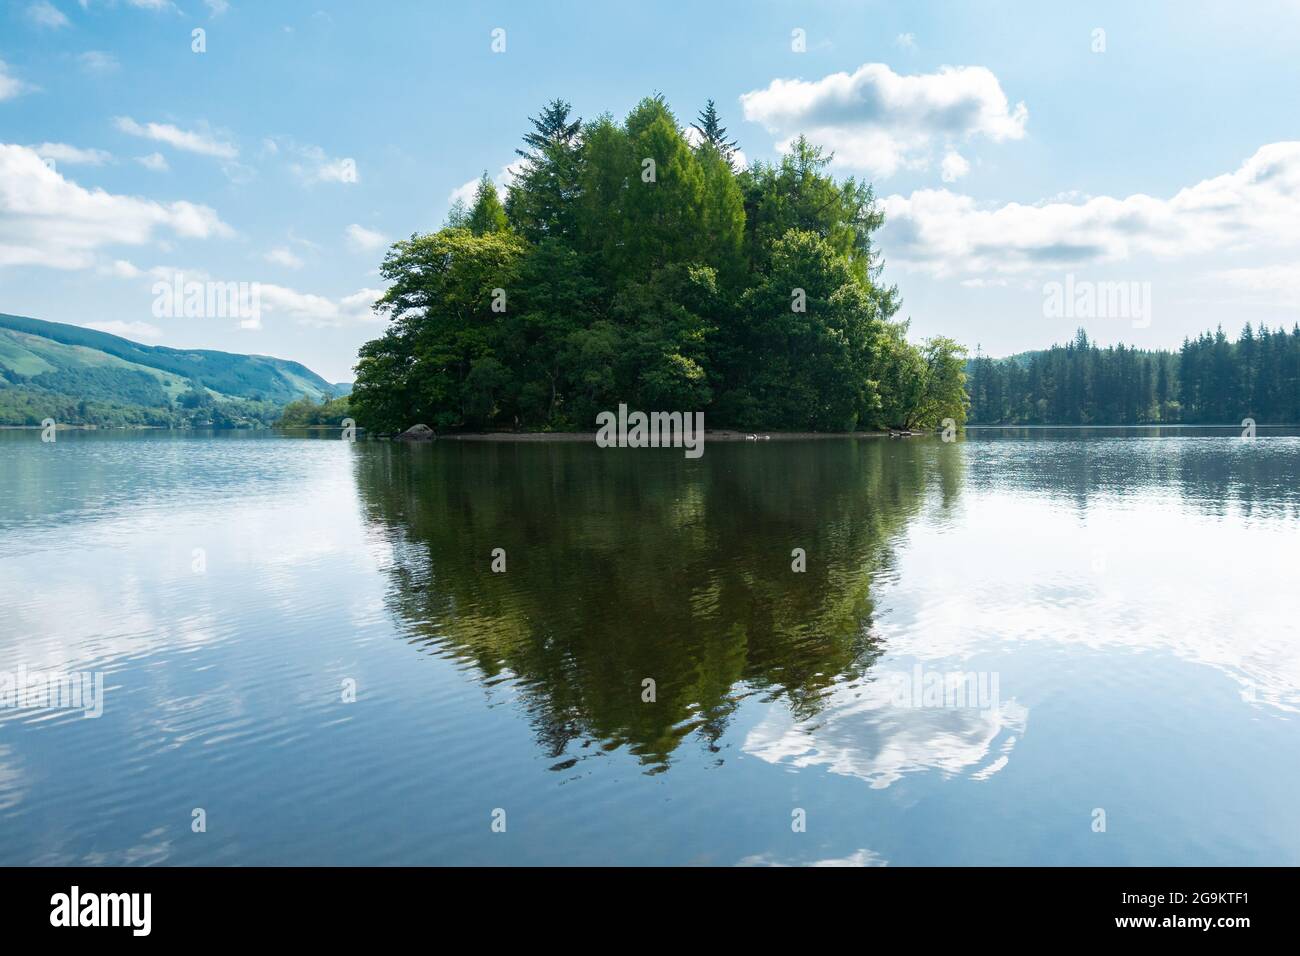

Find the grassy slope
[[0, 312, 336, 403], [0, 313, 340, 426]]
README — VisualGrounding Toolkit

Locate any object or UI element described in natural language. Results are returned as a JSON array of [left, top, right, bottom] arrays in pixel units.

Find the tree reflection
[[353, 439, 963, 769]]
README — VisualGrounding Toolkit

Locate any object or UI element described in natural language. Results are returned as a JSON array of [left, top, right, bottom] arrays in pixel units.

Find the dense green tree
[[613, 97, 710, 275], [351, 95, 966, 435], [467, 174, 509, 235], [730, 230, 886, 430], [350, 229, 527, 432], [912, 337, 970, 429], [738, 137, 892, 289], [502, 239, 602, 426], [694, 139, 747, 288]]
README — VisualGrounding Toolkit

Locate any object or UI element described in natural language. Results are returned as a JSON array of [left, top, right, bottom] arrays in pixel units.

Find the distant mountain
[[0, 312, 341, 427]]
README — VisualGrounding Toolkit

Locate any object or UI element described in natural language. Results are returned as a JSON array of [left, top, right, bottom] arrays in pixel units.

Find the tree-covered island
[[348, 96, 969, 435]]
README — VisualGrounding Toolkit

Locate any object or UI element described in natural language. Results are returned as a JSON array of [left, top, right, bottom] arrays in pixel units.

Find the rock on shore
[[396, 423, 435, 441]]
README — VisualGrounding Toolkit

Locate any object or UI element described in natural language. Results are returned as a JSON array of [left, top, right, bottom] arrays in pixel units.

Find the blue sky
[[2, 0, 1299, 382]]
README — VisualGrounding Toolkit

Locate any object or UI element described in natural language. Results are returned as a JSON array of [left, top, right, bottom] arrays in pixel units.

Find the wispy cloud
[[265, 138, 359, 185], [114, 116, 238, 159], [27, 1, 70, 29], [345, 223, 386, 252], [0, 61, 34, 101], [294, 148, 357, 184], [77, 51, 120, 74], [264, 246, 304, 269], [30, 142, 112, 166]]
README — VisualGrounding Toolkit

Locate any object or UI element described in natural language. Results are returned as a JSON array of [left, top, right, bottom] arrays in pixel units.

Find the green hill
[[0, 312, 341, 428]]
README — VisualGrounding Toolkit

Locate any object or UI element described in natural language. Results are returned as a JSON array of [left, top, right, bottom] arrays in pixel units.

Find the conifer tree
[[691, 99, 739, 162]]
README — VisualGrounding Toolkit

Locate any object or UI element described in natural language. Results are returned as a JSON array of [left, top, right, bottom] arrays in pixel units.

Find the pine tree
[[516, 99, 582, 157], [507, 100, 584, 242], [691, 99, 739, 163]]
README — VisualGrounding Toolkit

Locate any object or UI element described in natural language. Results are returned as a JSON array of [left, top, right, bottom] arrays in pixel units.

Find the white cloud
[[114, 117, 238, 159], [203, 0, 229, 16], [264, 246, 304, 269], [895, 33, 917, 51], [0, 61, 34, 101], [0, 144, 232, 270], [314, 157, 357, 183], [740, 63, 1027, 178], [78, 51, 119, 73], [345, 223, 386, 252], [133, 262, 385, 329], [100, 259, 141, 278], [881, 141, 1300, 277], [27, 1, 70, 29], [258, 285, 384, 327], [448, 178, 478, 206], [137, 152, 169, 172], [31, 143, 112, 166], [84, 320, 163, 340], [940, 150, 969, 183]]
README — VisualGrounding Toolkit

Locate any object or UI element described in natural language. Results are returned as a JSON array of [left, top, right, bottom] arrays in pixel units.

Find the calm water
[[1, 428, 1298, 866]]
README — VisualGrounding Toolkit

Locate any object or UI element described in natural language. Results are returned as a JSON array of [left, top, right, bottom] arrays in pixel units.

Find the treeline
[[968, 325, 1300, 425], [350, 97, 967, 434], [0, 375, 284, 428]]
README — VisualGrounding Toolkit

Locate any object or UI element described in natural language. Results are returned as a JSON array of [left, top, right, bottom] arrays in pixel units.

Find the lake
[[1, 428, 1298, 865]]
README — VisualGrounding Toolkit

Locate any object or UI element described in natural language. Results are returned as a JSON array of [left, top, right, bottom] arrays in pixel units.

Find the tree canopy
[[350, 96, 968, 434]]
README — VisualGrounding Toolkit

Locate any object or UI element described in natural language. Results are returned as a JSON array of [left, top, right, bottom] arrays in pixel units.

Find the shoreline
[[432, 429, 897, 442]]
